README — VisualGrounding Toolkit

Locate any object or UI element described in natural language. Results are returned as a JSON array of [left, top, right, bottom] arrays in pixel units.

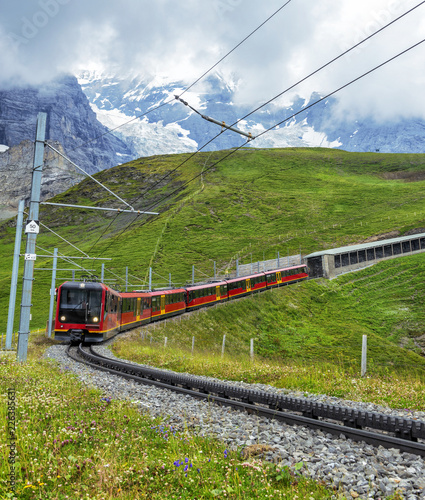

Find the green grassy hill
[[2, 146, 425, 354]]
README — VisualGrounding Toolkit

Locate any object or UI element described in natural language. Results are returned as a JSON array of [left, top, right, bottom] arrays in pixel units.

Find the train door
[[216, 285, 220, 300], [246, 278, 251, 292], [277, 272, 282, 284], [136, 298, 141, 320], [160, 295, 166, 315], [117, 297, 122, 325]]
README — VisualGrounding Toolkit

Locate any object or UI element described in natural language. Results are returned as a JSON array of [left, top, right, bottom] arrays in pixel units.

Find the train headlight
[[60, 315, 66, 322], [92, 316, 99, 323]]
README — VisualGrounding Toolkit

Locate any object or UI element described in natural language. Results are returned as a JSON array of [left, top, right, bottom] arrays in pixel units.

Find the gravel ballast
[[45, 344, 425, 499]]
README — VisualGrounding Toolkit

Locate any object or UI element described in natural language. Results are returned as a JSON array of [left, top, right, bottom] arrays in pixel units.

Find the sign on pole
[[25, 220, 39, 234]]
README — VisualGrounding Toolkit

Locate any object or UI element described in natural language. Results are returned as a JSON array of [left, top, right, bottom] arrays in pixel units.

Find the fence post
[[221, 334, 226, 357], [250, 338, 254, 361], [361, 335, 367, 377], [192, 336, 195, 355]]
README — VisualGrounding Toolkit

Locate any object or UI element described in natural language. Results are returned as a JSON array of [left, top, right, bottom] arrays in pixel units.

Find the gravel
[[44, 343, 425, 499]]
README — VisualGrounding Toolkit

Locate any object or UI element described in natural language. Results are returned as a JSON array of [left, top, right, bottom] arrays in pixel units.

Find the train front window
[[59, 288, 102, 324]]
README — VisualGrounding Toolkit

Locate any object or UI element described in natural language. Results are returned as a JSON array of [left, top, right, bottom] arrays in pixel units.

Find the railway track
[[67, 343, 425, 457]]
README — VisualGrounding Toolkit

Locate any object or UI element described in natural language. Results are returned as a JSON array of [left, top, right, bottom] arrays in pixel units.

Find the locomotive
[[53, 264, 308, 343]]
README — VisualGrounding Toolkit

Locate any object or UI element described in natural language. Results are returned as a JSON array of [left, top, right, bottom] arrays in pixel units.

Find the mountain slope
[[2, 147, 425, 334]]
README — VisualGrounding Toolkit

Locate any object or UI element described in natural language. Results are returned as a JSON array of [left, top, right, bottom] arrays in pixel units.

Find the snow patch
[[0, 145, 9, 153]]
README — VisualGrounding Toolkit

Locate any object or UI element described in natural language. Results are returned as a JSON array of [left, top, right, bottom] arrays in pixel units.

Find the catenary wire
[[127, 0, 425, 209], [68, 2, 292, 155], [95, 37, 425, 257]]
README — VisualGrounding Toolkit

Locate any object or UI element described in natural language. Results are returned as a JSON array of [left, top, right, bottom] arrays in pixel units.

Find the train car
[[225, 272, 267, 300], [119, 291, 152, 331], [54, 281, 121, 343], [150, 288, 186, 322], [264, 264, 308, 288], [185, 281, 229, 311]]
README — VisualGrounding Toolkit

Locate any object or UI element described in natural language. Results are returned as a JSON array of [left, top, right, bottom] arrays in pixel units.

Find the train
[[53, 264, 308, 343]]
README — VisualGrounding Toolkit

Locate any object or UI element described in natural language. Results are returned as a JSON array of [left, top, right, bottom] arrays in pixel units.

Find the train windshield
[[59, 287, 102, 324]]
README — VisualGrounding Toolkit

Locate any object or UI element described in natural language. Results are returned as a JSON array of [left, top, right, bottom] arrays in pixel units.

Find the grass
[[1, 333, 345, 500], [2, 148, 425, 335], [113, 341, 425, 411]]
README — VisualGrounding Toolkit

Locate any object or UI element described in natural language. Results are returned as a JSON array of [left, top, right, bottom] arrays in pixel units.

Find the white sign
[[25, 220, 40, 234], [25, 253, 37, 261]]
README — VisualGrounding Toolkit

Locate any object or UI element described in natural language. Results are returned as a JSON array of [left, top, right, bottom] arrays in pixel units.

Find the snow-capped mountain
[[78, 70, 425, 156]]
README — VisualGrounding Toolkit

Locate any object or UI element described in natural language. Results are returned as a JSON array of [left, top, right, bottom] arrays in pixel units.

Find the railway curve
[[67, 343, 425, 458]]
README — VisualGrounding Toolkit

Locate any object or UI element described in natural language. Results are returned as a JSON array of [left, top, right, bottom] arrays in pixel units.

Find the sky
[[1, 0, 425, 121]]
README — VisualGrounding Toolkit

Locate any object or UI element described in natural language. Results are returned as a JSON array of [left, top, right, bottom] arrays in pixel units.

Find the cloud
[[0, 0, 424, 120]]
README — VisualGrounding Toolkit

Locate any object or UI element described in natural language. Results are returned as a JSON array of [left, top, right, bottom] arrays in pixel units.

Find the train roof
[[59, 281, 106, 290], [184, 280, 227, 290]]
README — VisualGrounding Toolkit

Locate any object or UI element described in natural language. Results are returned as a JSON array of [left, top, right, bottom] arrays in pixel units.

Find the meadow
[[1, 335, 348, 500], [2, 147, 425, 498]]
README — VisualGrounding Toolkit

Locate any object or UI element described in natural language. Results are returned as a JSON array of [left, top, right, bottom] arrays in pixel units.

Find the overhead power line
[[69, 1, 292, 155], [124, 1, 425, 210], [95, 36, 425, 257]]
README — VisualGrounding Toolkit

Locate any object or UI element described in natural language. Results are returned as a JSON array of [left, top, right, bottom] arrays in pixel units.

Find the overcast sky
[[1, 0, 424, 121]]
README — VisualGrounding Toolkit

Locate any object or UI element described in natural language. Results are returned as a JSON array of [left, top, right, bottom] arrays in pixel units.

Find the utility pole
[[17, 112, 47, 362], [47, 248, 58, 338], [5, 199, 25, 349]]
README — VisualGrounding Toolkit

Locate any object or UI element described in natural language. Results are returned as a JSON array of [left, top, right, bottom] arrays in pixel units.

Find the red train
[[54, 264, 308, 343]]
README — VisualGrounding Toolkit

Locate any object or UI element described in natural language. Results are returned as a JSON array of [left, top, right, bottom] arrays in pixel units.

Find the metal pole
[[47, 248, 58, 338], [250, 338, 254, 361], [278, 251, 280, 268], [221, 334, 226, 357], [101, 263, 104, 282], [236, 259, 239, 278], [192, 336, 195, 355], [125, 266, 128, 292], [149, 267, 152, 291], [192, 265, 195, 285], [214, 262, 216, 280], [361, 335, 367, 377], [5, 200, 25, 349], [17, 112, 47, 363], [169, 273, 171, 287], [72, 269, 75, 281]]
